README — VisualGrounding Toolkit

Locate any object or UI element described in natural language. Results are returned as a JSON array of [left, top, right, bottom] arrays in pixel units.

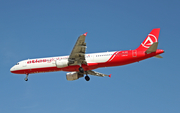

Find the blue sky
[[0, 0, 180, 113]]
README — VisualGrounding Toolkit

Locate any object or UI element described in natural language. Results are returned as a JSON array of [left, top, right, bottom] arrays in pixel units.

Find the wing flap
[[87, 70, 110, 77]]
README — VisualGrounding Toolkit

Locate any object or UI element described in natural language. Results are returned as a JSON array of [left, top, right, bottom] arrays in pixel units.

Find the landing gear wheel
[[85, 76, 90, 81], [79, 67, 84, 73], [24, 78, 28, 81]]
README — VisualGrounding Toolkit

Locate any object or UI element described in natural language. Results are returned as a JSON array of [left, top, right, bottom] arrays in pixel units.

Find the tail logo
[[141, 34, 157, 48]]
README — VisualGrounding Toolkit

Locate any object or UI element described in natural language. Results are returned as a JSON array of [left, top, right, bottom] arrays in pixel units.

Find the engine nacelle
[[66, 72, 84, 81], [55, 59, 68, 68]]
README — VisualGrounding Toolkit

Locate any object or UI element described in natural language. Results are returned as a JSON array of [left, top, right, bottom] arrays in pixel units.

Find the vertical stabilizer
[[136, 28, 160, 51]]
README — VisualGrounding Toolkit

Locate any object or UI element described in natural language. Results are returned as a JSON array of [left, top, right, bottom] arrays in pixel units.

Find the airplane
[[10, 28, 164, 81]]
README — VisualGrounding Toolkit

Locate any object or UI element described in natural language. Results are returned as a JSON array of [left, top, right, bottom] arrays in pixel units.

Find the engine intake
[[66, 72, 84, 81]]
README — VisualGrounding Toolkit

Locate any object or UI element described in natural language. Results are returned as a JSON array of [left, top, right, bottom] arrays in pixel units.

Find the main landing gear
[[79, 67, 84, 73], [24, 74, 29, 81], [79, 67, 90, 81]]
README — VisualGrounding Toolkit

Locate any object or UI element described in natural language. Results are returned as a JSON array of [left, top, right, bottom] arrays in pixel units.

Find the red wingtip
[[109, 74, 111, 78], [83, 32, 88, 36]]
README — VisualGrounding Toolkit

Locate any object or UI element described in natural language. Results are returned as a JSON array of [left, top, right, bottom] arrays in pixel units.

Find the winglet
[[83, 32, 88, 36], [109, 74, 111, 78]]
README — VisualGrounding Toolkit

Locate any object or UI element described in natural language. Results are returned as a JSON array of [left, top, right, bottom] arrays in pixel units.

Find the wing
[[87, 70, 111, 77], [68, 32, 87, 66]]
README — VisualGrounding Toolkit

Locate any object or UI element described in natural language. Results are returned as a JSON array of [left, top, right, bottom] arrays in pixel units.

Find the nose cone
[[10, 66, 15, 73]]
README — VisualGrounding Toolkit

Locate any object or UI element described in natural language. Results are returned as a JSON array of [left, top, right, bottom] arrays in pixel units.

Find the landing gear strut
[[24, 74, 29, 81]]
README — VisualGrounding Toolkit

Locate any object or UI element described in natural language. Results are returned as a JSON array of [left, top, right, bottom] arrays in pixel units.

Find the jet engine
[[66, 72, 84, 81], [55, 59, 68, 68]]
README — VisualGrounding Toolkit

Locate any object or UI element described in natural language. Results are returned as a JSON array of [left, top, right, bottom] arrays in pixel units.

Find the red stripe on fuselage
[[107, 51, 118, 62], [11, 49, 164, 75], [11, 63, 99, 74]]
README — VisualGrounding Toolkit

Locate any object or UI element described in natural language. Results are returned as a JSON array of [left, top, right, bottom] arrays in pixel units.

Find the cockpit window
[[16, 63, 19, 65]]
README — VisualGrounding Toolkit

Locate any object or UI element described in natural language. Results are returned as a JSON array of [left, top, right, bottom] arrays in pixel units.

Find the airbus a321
[[10, 28, 164, 81]]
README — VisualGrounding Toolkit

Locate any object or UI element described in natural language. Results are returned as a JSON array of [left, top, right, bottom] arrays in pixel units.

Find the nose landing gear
[[24, 74, 29, 81]]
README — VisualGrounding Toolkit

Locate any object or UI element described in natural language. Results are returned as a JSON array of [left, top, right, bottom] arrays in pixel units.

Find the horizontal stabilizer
[[154, 55, 163, 58], [145, 42, 158, 54]]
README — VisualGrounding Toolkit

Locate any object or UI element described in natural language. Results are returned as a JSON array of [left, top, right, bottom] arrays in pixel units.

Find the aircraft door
[[22, 61, 27, 67], [132, 50, 137, 57], [90, 54, 94, 62]]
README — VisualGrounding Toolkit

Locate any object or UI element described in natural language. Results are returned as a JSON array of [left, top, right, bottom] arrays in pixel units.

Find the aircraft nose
[[10, 66, 15, 73]]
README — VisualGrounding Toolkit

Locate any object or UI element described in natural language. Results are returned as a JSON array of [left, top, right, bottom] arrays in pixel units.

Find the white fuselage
[[10, 51, 116, 74]]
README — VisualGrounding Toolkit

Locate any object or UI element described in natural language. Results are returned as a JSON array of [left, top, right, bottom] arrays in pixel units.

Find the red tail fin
[[136, 28, 160, 51]]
